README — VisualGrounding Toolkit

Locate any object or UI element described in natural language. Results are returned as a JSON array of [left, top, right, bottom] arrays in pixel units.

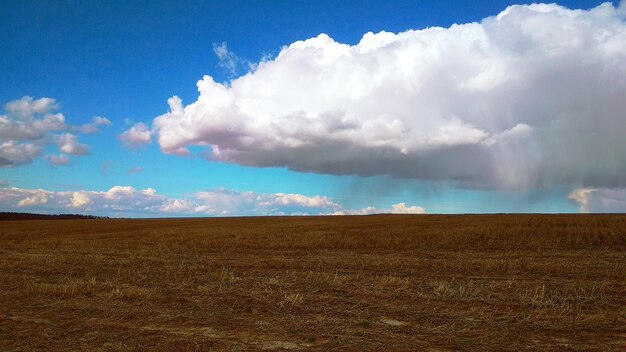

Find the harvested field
[[0, 214, 624, 351]]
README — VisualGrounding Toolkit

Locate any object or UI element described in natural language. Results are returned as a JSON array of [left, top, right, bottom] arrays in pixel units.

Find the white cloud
[[159, 199, 196, 213], [332, 206, 378, 216], [0, 185, 425, 217], [119, 122, 152, 148], [71, 192, 91, 208], [0, 96, 95, 167], [5, 97, 58, 118], [148, 3, 626, 190], [568, 187, 626, 213], [333, 203, 426, 215], [92, 116, 112, 126], [45, 154, 70, 166], [0, 140, 41, 167], [77, 116, 112, 133], [16, 189, 50, 207], [273, 193, 338, 208], [391, 203, 426, 214], [57, 133, 90, 155], [104, 186, 136, 200], [193, 189, 346, 215], [568, 188, 595, 213]]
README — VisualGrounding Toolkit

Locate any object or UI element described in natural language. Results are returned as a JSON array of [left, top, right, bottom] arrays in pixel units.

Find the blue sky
[[1, 0, 625, 216]]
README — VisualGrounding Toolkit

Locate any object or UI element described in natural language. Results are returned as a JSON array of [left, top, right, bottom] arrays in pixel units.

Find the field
[[0, 215, 624, 351]]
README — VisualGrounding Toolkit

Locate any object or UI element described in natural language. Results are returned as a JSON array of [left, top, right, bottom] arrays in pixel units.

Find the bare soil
[[0, 214, 624, 351]]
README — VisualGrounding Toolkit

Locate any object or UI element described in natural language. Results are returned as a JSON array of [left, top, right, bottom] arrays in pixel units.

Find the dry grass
[[0, 214, 624, 351]]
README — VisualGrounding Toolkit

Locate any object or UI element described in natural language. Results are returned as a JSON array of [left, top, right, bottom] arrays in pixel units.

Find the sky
[[1, 0, 625, 216]]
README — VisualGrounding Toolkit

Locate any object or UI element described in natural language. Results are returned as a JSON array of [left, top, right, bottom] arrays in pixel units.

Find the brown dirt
[[0, 214, 624, 351]]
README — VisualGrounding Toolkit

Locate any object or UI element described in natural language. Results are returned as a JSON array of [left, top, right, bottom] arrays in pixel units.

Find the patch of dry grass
[[0, 214, 624, 351]]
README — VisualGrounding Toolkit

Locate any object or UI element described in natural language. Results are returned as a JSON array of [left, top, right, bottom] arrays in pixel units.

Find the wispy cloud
[[100, 160, 114, 176], [77, 116, 112, 134], [212, 42, 256, 78], [127, 166, 144, 174]]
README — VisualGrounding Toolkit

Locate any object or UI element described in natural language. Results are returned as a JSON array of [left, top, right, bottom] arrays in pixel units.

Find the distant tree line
[[0, 212, 109, 221]]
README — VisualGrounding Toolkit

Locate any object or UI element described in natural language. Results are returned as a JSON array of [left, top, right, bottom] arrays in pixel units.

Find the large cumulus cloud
[[0, 186, 425, 217], [151, 2, 626, 190]]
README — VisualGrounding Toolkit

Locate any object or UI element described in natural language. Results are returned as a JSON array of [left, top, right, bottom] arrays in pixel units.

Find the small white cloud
[[142, 188, 157, 197], [57, 133, 90, 155], [160, 199, 195, 213], [92, 116, 112, 126], [119, 122, 152, 148], [77, 116, 112, 133], [391, 203, 426, 214], [45, 154, 70, 167], [5, 96, 58, 118], [334, 203, 426, 215], [273, 193, 337, 208], [105, 186, 135, 200], [333, 206, 379, 216]]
